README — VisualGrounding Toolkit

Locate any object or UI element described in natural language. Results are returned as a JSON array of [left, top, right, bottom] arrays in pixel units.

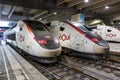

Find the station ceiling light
[[105, 6, 109, 9], [84, 0, 89, 3], [39, 18, 42, 20], [53, 12, 57, 15]]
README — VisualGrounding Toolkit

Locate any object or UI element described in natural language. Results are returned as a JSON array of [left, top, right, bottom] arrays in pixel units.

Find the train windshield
[[24, 20, 49, 31], [71, 22, 103, 40], [70, 22, 88, 31]]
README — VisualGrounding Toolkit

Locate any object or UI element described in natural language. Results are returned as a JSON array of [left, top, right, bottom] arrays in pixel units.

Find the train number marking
[[19, 35, 25, 42], [59, 34, 70, 41]]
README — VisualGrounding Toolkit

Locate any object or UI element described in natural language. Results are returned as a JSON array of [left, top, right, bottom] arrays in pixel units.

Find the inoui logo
[[59, 34, 70, 41], [19, 35, 25, 42], [106, 33, 116, 38]]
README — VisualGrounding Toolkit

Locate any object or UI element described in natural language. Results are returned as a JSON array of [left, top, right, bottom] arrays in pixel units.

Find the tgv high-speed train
[[5, 20, 61, 63], [93, 25, 120, 42], [49, 20, 109, 59]]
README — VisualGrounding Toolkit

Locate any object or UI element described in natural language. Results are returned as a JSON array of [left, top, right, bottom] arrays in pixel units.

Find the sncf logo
[[19, 35, 25, 42], [59, 34, 70, 41], [106, 33, 116, 38]]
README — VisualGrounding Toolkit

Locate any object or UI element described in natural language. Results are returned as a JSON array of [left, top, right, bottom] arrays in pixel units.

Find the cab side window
[[20, 27, 23, 31], [60, 27, 65, 31], [19, 23, 23, 31], [107, 29, 111, 32]]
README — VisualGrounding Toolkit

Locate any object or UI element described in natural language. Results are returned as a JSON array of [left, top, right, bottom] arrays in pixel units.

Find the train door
[[105, 26, 117, 41], [61, 22, 85, 51], [58, 22, 71, 48], [106, 27, 112, 41], [74, 33, 85, 52], [97, 25, 107, 40], [16, 22, 26, 51]]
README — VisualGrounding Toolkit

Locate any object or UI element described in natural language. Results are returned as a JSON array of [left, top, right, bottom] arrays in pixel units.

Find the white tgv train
[[93, 25, 120, 42], [5, 20, 61, 63], [49, 20, 109, 59]]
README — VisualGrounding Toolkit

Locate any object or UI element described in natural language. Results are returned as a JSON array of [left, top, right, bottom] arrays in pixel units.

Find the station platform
[[0, 40, 48, 80], [109, 42, 120, 62]]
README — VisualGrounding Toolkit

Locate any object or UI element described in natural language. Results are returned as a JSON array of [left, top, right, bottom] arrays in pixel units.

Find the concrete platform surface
[[0, 46, 16, 80], [0, 40, 48, 80]]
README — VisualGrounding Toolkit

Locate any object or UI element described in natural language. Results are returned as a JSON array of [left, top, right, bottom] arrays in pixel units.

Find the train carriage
[[50, 20, 109, 59], [5, 20, 61, 63], [93, 25, 120, 42]]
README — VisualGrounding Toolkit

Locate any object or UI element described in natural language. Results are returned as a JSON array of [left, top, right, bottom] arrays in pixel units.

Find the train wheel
[[18, 48, 22, 54], [62, 48, 68, 54], [58, 55, 68, 63], [18, 48, 27, 56]]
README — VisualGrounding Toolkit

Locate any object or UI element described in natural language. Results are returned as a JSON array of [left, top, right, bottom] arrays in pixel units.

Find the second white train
[[49, 20, 109, 59]]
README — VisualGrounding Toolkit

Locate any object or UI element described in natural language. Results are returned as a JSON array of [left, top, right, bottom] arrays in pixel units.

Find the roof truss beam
[[68, 0, 83, 8], [8, 6, 16, 18], [77, 0, 104, 10], [32, 11, 48, 19], [0, 0, 68, 11], [57, 0, 72, 6], [94, 5, 120, 13], [85, 0, 120, 11], [0, 4, 3, 17]]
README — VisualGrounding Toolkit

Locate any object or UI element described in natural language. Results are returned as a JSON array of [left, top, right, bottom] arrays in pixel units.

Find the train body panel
[[95, 25, 120, 42], [51, 21, 86, 53], [5, 20, 61, 63], [50, 20, 109, 59], [84, 39, 95, 53], [6, 26, 17, 46]]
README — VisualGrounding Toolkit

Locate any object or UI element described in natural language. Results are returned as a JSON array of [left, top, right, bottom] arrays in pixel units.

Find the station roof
[[0, 0, 119, 22]]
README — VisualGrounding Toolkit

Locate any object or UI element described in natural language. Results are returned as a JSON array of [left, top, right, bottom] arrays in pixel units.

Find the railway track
[[97, 60, 120, 71], [8, 45, 120, 80], [63, 55, 120, 80], [8, 45, 98, 80], [22, 55, 120, 80], [26, 56, 99, 80]]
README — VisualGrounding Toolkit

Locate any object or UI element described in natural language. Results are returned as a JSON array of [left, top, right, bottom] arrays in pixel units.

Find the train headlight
[[54, 38, 59, 43], [38, 40, 47, 45]]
